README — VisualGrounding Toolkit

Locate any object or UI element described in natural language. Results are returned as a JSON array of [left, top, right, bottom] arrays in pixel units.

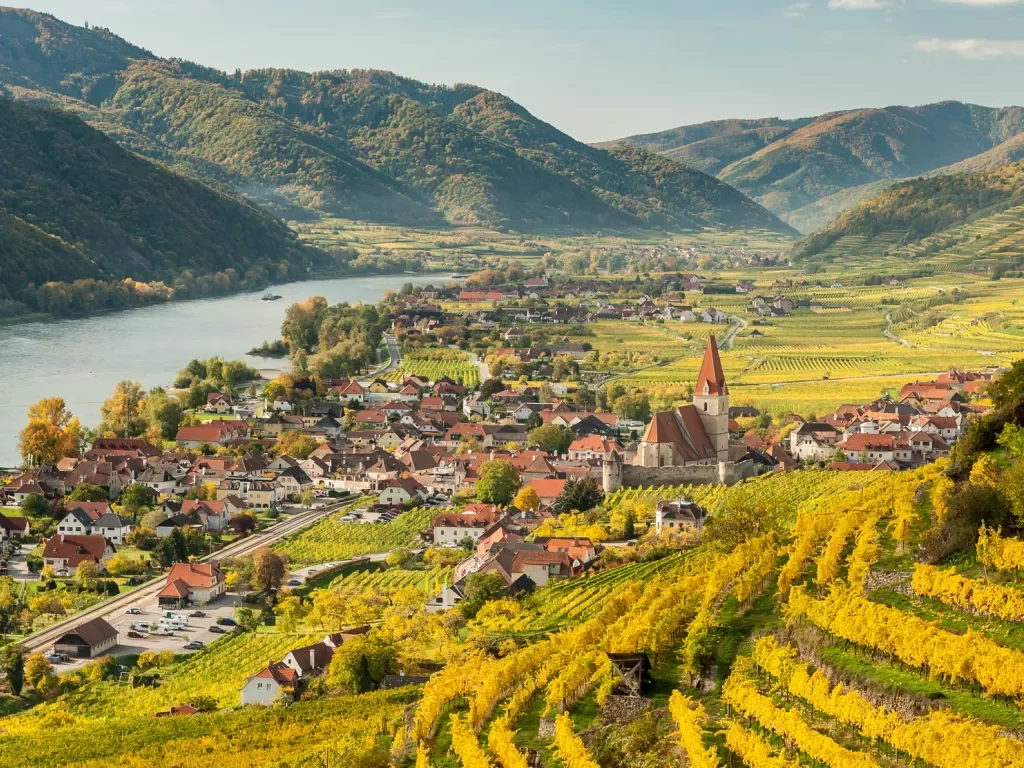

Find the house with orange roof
[[157, 562, 226, 607]]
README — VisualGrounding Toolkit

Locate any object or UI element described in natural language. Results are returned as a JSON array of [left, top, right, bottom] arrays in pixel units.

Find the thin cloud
[[785, 2, 812, 17], [916, 37, 1024, 58], [829, 0, 891, 8]]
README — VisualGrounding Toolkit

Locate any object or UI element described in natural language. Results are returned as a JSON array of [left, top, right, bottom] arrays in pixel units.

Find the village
[[0, 265, 999, 714]]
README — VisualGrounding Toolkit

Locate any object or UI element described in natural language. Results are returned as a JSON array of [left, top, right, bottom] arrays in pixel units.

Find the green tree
[[235, 606, 262, 633], [0, 645, 25, 696], [141, 387, 185, 441], [480, 378, 506, 399], [119, 484, 156, 515], [19, 494, 50, 518], [475, 459, 521, 506], [551, 477, 605, 515], [527, 424, 574, 455], [68, 484, 108, 502], [459, 572, 507, 619], [326, 633, 396, 693]]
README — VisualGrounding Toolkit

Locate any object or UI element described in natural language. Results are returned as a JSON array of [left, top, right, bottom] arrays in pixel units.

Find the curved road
[[20, 498, 359, 654]]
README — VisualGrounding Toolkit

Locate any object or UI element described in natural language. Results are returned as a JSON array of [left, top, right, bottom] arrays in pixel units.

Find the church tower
[[693, 335, 730, 462]]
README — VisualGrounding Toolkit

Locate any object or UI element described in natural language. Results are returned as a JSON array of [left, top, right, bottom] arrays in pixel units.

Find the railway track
[[19, 498, 358, 654]]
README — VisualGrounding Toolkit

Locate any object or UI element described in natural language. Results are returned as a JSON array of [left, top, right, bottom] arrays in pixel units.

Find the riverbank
[[0, 273, 448, 466], [0, 268, 455, 328]]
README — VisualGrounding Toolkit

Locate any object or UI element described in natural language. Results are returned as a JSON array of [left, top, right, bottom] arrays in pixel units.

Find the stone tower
[[693, 335, 730, 463], [602, 449, 623, 494]]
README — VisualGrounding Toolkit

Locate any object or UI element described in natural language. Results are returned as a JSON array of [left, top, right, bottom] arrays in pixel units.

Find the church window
[[703, 403, 708, 412]]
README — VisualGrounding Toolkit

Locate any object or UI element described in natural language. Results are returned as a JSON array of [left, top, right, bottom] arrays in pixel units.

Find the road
[[379, 334, 402, 375], [19, 498, 359, 655], [462, 348, 492, 384]]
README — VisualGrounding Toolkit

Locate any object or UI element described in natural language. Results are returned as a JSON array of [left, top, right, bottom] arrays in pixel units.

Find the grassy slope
[[0, 98, 314, 301]]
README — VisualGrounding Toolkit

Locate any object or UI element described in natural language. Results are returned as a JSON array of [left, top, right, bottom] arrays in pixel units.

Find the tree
[[513, 486, 541, 513], [998, 422, 1024, 460], [119, 484, 156, 515], [1002, 459, 1024, 526], [67, 484, 108, 502], [18, 397, 82, 466], [235, 606, 262, 632], [140, 509, 167, 530], [273, 431, 319, 459], [251, 547, 287, 591], [480, 378, 506, 399], [0, 645, 25, 696], [298, 489, 316, 509], [475, 460, 520, 506], [459, 572, 507, 619], [141, 387, 184, 441], [551, 477, 604, 515], [528, 424, 574, 455], [75, 561, 100, 588], [385, 548, 410, 568], [274, 595, 309, 633], [970, 455, 1000, 487], [19, 494, 50, 518], [24, 654, 55, 693], [228, 511, 257, 535], [99, 380, 147, 438], [622, 509, 636, 540], [526, 411, 543, 430], [326, 633, 396, 693]]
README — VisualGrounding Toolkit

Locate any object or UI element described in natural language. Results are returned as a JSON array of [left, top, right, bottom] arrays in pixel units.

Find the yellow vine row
[[753, 636, 1024, 768], [668, 691, 720, 768]]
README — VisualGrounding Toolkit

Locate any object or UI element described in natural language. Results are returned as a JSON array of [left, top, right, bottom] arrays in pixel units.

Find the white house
[[240, 663, 298, 706]]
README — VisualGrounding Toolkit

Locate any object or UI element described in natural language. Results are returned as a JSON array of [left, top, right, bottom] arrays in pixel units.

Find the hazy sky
[[25, 0, 1024, 142]]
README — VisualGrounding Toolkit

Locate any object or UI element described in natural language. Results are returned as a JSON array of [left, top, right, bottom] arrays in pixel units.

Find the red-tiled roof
[[695, 335, 727, 396]]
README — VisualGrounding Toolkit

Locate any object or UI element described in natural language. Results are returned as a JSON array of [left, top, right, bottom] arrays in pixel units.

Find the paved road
[[19, 498, 359, 655], [380, 334, 402, 375]]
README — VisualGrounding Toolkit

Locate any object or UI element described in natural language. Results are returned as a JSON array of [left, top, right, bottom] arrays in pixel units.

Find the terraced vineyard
[[275, 507, 434, 564], [329, 564, 454, 594], [384, 348, 480, 386]]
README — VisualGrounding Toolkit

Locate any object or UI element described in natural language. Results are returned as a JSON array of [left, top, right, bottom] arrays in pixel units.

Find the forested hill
[[0, 8, 794, 235], [791, 160, 1024, 261], [0, 97, 319, 313], [601, 102, 1024, 233]]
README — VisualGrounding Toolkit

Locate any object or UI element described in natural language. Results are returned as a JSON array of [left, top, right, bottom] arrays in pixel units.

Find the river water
[[0, 274, 446, 467]]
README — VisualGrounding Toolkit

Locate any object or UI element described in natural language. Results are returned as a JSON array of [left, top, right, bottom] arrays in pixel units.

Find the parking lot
[[50, 591, 251, 673]]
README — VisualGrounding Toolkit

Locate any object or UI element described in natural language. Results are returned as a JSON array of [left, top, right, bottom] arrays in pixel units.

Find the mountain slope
[[0, 97, 316, 304], [792, 160, 1024, 262], [604, 102, 1024, 231], [0, 8, 794, 235]]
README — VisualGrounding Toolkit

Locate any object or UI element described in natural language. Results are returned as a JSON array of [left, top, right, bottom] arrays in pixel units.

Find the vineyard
[[329, 564, 455, 595], [275, 506, 434, 564], [384, 348, 481, 387]]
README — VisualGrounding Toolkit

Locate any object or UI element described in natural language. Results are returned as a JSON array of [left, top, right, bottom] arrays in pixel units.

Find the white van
[[160, 617, 187, 630]]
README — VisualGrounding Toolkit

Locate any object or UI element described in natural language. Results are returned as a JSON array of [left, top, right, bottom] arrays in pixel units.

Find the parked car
[[189, 611, 206, 618], [209, 625, 227, 634], [44, 653, 63, 663], [216, 617, 236, 626], [124, 607, 141, 615], [182, 641, 205, 651], [126, 630, 146, 639], [287, 578, 301, 586]]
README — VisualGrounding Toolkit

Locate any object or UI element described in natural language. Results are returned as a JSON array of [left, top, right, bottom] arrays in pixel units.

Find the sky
[[24, 0, 1024, 142]]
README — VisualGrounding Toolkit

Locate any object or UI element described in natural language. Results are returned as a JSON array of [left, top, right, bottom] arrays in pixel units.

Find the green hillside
[[792, 160, 1024, 263], [0, 97, 316, 310], [0, 8, 793, 235], [604, 101, 1024, 231]]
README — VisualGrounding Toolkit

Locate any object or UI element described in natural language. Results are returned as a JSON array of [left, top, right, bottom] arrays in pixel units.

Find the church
[[634, 335, 730, 468]]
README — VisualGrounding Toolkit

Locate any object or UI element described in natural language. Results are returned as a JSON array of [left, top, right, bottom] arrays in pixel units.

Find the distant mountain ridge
[[0, 8, 794, 235], [601, 102, 1024, 233]]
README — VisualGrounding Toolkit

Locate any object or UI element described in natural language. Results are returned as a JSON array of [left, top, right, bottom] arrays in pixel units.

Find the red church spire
[[695, 335, 727, 396]]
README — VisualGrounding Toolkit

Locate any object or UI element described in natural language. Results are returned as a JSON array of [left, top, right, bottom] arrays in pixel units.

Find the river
[[0, 273, 448, 468]]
